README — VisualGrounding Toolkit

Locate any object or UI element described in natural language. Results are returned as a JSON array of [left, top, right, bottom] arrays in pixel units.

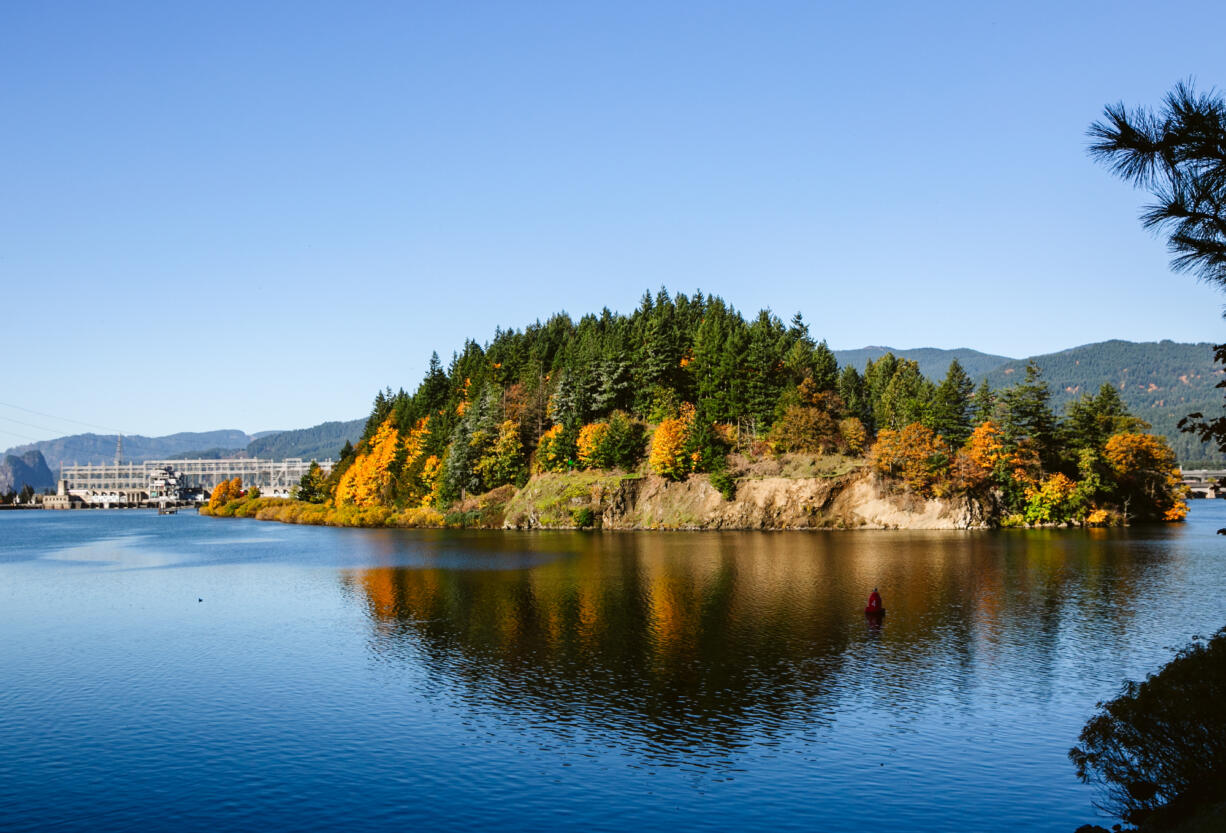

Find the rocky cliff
[[0, 450, 56, 494], [502, 469, 988, 531]]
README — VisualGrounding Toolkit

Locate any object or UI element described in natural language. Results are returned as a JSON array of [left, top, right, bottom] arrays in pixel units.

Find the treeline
[[985, 339, 1225, 465], [229, 290, 1183, 526]]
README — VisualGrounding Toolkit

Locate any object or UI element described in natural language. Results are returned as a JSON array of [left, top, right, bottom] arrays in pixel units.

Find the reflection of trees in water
[[339, 528, 1171, 754]]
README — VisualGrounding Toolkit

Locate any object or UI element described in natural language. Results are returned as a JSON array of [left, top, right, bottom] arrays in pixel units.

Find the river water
[[2, 505, 1225, 832]]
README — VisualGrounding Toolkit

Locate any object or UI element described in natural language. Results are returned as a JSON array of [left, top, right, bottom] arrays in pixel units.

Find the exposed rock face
[[0, 450, 55, 494], [504, 470, 988, 531]]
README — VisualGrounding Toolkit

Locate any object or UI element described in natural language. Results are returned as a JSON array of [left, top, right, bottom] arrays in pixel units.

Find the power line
[[0, 426, 48, 444], [0, 414, 66, 437], [0, 400, 123, 434]]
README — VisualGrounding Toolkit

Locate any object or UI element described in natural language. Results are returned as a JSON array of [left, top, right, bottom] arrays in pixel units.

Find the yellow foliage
[[650, 404, 696, 480], [334, 419, 400, 507], [1104, 432, 1176, 477], [839, 417, 867, 455], [577, 422, 611, 468], [1086, 508, 1110, 525], [420, 455, 442, 507], [535, 424, 572, 473]]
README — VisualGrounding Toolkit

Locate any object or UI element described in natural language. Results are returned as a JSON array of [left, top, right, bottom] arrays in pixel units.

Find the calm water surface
[[3, 505, 1225, 832]]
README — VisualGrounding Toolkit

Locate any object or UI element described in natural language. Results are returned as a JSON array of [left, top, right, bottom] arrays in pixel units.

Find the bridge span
[[61, 458, 334, 498], [1180, 469, 1226, 499]]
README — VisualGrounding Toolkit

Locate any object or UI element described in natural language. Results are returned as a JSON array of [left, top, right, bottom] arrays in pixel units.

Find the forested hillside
[[208, 290, 1187, 529], [246, 419, 364, 461], [985, 341, 1222, 464]]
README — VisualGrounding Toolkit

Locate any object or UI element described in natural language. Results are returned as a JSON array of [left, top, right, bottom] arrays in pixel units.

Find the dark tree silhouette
[[1089, 81, 1226, 290]]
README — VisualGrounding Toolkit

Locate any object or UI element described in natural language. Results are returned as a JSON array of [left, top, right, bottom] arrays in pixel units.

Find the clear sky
[[3, 1, 1225, 441]]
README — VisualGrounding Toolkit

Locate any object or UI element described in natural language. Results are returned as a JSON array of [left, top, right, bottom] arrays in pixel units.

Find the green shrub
[[572, 507, 595, 528], [709, 470, 737, 501]]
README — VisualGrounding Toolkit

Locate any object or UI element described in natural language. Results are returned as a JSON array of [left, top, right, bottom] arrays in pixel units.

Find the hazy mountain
[[5, 430, 253, 474], [0, 450, 55, 494], [832, 347, 1014, 380], [246, 419, 364, 461]]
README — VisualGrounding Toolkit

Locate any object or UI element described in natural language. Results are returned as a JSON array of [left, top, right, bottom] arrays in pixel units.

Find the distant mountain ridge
[[2, 421, 365, 480], [246, 419, 364, 461], [6, 430, 254, 475], [831, 346, 1014, 380]]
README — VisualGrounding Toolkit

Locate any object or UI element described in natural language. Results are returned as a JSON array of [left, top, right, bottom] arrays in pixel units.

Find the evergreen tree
[[930, 359, 975, 446], [838, 365, 871, 428], [812, 340, 839, 391], [743, 310, 787, 432], [1000, 361, 1058, 461], [416, 352, 450, 416], [970, 380, 997, 425]]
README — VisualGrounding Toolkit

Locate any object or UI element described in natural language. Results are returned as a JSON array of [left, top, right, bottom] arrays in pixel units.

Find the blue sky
[[2, 1, 1225, 440]]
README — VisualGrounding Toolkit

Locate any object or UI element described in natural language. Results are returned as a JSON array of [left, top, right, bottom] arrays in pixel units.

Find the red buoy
[[865, 588, 885, 615]]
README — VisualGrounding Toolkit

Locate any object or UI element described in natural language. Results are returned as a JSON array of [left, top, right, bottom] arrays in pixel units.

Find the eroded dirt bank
[[501, 470, 987, 530]]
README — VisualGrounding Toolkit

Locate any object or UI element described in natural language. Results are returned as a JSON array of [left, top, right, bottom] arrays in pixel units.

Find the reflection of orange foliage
[[650, 403, 696, 480], [869, 423, 949, 496], [335, 419, 400, 507]]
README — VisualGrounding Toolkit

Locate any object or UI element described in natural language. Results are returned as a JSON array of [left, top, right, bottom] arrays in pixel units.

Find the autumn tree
[[335, 420, 400, 507], [869, 423, 950, 497], [1104, 432, 1186, 520], [535, 424, 576, 473], [650, 403, 697, 480]]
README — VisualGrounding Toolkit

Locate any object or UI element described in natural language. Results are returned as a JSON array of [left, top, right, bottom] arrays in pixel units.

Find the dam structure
[[61, 458, 333, 500]]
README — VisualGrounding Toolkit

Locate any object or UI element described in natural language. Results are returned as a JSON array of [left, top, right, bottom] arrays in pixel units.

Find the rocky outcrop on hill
[[502, 469, 987, 531], [0, 450, 55, 494]]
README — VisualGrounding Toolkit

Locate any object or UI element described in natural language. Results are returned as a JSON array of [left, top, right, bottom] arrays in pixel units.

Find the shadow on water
[[338, 526, 1179, 759]]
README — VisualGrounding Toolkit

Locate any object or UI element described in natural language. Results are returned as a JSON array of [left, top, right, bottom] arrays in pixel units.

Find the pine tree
[[930, 359, 975, 446], [838, 365, 870, 428], [970, 380, 996, 426], [1001, 361, 1058, 462]]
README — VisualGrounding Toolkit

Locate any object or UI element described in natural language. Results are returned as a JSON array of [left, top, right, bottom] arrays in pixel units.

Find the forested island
[[204, 291, 1187, 529]]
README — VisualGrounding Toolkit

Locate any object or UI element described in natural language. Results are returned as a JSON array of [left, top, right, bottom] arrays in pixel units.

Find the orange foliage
[[1104, 432, 1177, 478], [965, 421, 1007, 477], [335, 419, 401, 507], [868, 423, 950, 496]]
